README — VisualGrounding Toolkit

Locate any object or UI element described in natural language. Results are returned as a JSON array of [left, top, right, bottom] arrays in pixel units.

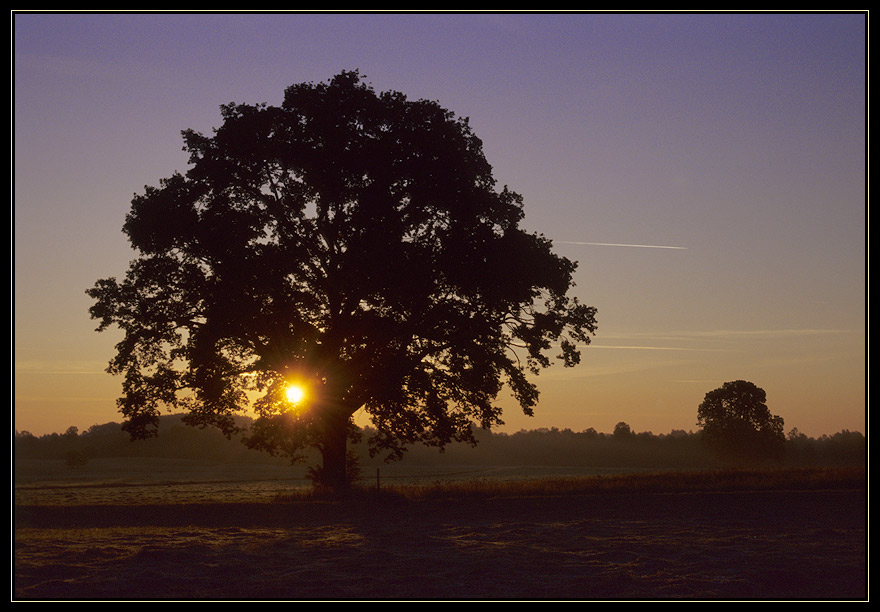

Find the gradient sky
[[13, 12, 866, 438]]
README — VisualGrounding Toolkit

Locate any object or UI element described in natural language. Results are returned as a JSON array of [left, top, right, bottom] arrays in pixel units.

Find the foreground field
[[14, 468, 866, 601]]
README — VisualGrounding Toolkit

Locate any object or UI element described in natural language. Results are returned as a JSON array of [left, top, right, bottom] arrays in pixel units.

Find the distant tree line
[[14, 415, 865, 470], [14, 416, 282, 466]]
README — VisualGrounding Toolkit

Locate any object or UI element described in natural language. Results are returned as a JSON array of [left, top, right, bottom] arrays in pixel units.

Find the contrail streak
[[557, 241, 688, 250]]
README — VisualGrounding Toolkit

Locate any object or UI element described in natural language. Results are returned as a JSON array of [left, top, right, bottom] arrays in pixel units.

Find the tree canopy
[[696, 380, 785, 464], [87, 71, 598, 487]]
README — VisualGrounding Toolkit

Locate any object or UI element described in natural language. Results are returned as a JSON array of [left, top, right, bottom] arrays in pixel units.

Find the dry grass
[[275, 466, 866, 503], [15, 465, 866, 600]]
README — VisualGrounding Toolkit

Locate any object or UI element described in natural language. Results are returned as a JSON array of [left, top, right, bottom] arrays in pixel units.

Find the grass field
[[14, 464, 866, 601]]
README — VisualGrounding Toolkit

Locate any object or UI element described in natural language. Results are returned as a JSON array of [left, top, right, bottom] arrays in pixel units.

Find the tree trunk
[[318, 410, 351, 490]]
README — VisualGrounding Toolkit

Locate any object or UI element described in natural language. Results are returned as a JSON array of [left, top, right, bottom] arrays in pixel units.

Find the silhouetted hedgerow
[[15, 417, 865, 469]]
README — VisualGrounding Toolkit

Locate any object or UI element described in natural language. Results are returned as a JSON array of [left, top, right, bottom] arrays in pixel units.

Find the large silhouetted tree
[[87, 71, 597, 488], [696, 380, 785, 465]]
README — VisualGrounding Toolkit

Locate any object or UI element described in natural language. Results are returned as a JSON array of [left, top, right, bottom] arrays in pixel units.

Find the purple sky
[[14, 12, 866, 437]]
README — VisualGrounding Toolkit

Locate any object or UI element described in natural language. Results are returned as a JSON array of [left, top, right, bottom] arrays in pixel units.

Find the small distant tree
[[612, 421, 632, 439], [86, 71, 598, 489], [696, 380, 784, 465]]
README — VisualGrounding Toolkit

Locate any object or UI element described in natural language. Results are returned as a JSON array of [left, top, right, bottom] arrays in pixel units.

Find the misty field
[[14, 461, 866, 601]]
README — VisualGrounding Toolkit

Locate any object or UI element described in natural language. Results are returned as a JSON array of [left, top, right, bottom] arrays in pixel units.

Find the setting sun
[[285, 384, 305, 405]]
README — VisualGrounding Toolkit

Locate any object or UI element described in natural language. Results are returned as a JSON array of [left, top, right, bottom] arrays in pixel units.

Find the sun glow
[[285, 384, 305, 405]]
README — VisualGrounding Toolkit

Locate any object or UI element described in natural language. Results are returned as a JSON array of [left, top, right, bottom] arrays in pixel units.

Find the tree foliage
[[86, 71, 597, 487], [696, 380, 785, 464]]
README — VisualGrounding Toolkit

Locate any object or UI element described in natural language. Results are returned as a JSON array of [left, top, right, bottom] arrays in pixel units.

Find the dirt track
[[14, 487, 866, 600]]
